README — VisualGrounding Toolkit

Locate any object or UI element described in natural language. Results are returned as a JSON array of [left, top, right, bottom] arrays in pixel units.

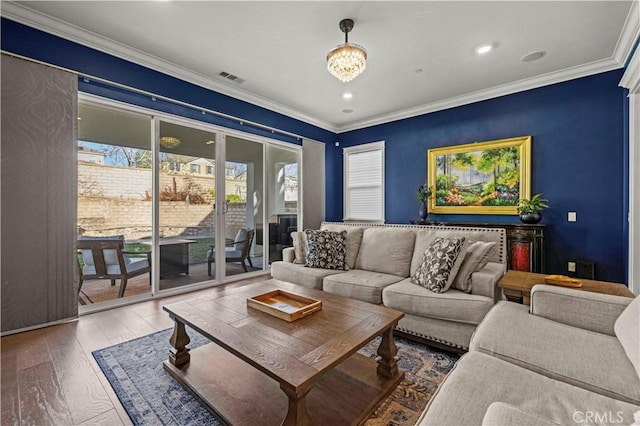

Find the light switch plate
[[568, 212, 577, 222], [568, 262, 576, 272]]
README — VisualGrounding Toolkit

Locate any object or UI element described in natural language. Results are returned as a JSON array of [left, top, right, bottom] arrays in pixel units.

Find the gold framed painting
[[428, 136, 531, 215]]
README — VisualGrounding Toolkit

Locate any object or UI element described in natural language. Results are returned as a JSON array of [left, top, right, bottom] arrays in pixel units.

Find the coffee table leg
[[280, 384, 312, 426], [168, 318, 191, 367], [376, 325, 399, 379]]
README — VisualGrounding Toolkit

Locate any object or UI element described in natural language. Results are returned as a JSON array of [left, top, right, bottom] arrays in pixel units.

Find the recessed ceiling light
[[415, 68, 423, 74], [342, 109, 353, 114], [342, 93, 353, 100], [521, 51, 547, 62], [476, 44, 493, 54]]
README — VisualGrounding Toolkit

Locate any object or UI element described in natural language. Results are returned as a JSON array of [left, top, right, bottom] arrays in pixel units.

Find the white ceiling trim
[[2, 1, 639, 136], [0, 2, 337, 133], [620, 47, 640, 93], [613, 0, 640, 66], [336, 56, 623, 133]]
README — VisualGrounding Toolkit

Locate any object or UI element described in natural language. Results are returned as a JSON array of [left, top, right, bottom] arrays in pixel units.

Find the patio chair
[[207, 228, 255, 275], [77, 235, 151, 298]]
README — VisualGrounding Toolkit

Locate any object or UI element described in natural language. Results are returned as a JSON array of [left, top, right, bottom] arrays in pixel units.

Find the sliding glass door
[[222, 135, 265, 278], [158, 120, 217, 289], [77, 103, 153, 305], [77, 95, 300, 311], [266, 144, 301, 263]]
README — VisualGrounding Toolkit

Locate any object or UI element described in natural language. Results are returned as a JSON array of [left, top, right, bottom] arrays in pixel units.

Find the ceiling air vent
[[217, 71, 245, 84]]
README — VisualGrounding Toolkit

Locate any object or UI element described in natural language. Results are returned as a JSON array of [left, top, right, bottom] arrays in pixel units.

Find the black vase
[[418, 203, 428, 220], [519, 212, 542, 224]]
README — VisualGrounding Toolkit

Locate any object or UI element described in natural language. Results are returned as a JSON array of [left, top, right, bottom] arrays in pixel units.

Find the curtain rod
[[1, 50, 305, 142]]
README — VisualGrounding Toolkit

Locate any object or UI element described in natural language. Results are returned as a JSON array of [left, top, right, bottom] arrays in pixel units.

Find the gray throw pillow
[[452, 241, 497, 293], [304, 229, 348, 270], [411, 236, 466, 293]]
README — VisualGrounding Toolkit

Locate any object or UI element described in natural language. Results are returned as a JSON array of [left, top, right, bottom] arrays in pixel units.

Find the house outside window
[[190, 164, 201, 174], [206, 165, 213, 175], [343, 141, 385, 222]]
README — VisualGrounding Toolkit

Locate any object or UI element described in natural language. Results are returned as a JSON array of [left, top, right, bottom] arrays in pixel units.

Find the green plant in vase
[[517, 193, 549, 224], [416, 184, 433, 220]]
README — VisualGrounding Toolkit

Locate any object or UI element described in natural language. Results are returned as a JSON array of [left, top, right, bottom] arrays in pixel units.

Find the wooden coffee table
[[498, 270, 634, 306], [162, 279, 405, 425]]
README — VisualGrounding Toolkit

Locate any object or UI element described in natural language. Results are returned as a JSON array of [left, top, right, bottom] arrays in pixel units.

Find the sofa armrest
[[282, 247, 296, 263], [530, 284, 632, 336], [470, 262, 505, 302]]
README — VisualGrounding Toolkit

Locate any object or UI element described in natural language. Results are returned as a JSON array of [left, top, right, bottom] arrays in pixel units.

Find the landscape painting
[[428, 136, 531, 215]]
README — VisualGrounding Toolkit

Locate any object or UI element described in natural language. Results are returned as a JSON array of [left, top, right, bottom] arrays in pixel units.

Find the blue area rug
[[93, 328, 459, 425]]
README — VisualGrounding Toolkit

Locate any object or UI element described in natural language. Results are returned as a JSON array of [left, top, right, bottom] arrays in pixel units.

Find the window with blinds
[[343, 141, 385, 222]]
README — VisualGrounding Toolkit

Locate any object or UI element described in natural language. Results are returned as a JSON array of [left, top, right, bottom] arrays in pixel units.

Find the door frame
[[620, 47, 639, 295]]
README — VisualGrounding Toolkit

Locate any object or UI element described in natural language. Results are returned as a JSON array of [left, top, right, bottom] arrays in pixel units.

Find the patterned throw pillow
[[304, 229, 348, 270], [411, 237, 466, 293], [290, 231, 307, 264], [452, 241, 497, 293]]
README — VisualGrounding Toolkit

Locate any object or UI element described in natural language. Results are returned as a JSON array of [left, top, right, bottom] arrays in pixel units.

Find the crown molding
[[0, 2, 337, 133], [621, 47, 640, 93], [336, 57, 623, 133], [614, 0, 640, 65]]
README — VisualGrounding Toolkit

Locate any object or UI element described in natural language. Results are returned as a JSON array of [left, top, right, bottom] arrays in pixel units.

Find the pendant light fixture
[[327, 19, 367, 83]]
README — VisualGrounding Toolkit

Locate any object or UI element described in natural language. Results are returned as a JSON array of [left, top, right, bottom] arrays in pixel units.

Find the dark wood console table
[[410, 220, 545, 273]]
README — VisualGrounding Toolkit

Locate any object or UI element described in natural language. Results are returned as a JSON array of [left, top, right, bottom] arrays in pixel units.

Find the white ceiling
[[3, 1, 639, 133]]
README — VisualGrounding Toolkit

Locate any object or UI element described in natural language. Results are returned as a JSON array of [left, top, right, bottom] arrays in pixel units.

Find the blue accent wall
[[335, 71, 628, 283]]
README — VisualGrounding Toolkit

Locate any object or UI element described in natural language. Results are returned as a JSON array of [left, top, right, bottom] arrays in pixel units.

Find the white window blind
[[344, 141, 385, 222]]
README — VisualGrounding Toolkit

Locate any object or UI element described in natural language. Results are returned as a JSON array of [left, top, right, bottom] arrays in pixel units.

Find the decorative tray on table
[[544, 275, 583, 288], [247, 290, 322, 322]]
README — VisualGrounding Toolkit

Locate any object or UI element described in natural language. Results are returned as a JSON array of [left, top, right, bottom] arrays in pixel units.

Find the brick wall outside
[[78, 197, 248, 240], [78, 162, 246, 201], [77, 162, 297, 240]]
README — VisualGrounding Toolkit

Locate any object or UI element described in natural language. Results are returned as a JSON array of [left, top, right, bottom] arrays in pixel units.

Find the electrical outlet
[[568, 262, 576, 272]]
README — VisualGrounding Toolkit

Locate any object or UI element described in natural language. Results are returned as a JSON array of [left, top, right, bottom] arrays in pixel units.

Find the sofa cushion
[[320, 224, 364, 270], [411, 236, 466, 293], [471, 301, 640, 405], [417, 352, 640, 426], [355, 228, 415, 277], [323, 270, 404, 304], [482, 402, 561, 426], [290, 231, 307, 264], [615, 295, 640, 380], [452, 241, 496, 293], [270, 261, 343, 290], [382, 278, 494, 324], [304, 229, 347, 270]]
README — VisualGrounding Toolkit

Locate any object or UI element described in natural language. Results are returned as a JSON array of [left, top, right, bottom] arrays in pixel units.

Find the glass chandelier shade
[[327, 19, 367, 83], [327, 43, 367, 83]]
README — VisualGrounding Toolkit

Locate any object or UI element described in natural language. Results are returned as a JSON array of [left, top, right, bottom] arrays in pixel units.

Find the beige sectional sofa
[[271, 222, 507, 350], [419, 285, 640, 425]]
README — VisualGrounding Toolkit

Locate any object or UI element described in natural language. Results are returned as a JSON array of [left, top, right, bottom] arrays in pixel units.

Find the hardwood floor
[[1, 275, 268, 425]]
